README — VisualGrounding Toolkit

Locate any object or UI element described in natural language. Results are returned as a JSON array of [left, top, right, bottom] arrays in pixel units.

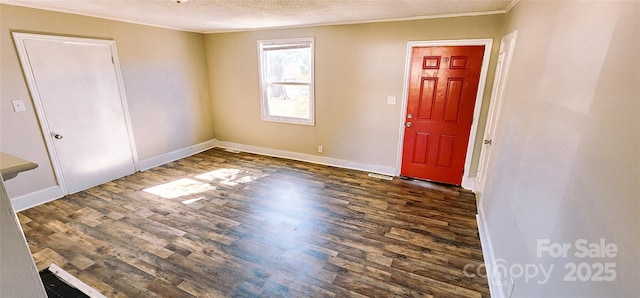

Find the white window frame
[[258, 37, 315, 125]]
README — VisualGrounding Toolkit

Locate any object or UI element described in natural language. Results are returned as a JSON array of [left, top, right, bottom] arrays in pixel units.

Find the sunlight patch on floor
[[143, 178, 215, 199], [182, 197, 205, 205], [196, 168, 263, 186]]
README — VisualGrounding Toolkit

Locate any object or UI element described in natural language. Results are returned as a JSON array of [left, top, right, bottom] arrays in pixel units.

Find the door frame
[[12, 32, 139, 195], [475, 31, 517, 210], [395, 39, 493, 189]]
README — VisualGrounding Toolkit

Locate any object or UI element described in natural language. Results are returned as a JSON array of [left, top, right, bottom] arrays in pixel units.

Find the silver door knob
[[406, 122, 412, 128], [54, 134, 63, 139], [484, 139, 492, 145]]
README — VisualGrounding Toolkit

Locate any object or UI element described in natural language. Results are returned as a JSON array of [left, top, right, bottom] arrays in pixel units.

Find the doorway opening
[[396, 39, 493, 188], [475, 31, 517, 210]]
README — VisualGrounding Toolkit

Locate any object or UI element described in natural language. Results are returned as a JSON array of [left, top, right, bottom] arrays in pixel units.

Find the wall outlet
[[387, 96, 397, 105], [318, 145, 323, 153], [11, 99, 26, 112]]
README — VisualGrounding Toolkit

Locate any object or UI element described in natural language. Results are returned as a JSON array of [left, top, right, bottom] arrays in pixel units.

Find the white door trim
[[474, 31, 518, 210], [12, 32, 139, 195], [395, 39, 494, 189]]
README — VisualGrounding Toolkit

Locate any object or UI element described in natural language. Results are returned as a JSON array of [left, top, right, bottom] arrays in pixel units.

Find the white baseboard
[[215, 141, 396, 176], [477, 207, 506, 298], [11, 185, 64, 212], [138, 139, 217, 171], [462, 175, 476, 190]]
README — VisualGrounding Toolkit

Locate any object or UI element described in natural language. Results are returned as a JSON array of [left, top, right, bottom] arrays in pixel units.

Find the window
[[258, 38, 314, 125]]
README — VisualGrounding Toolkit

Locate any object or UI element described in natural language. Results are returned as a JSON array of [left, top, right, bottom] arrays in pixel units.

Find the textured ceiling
[[1, 0, 515, 33]]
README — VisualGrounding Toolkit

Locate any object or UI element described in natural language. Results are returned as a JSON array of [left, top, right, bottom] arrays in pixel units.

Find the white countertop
[[0, 152, 38, 181]]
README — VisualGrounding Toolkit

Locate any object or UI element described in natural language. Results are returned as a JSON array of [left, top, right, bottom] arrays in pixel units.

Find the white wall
[[481, 1, 639, 296]]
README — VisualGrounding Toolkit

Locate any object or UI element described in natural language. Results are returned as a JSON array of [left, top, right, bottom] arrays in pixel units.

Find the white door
[[474, 31, 517, 207], [13, 33, 137, 194]]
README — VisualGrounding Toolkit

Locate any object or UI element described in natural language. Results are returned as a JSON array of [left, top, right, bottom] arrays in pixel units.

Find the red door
[[401, 46, 485, 185]]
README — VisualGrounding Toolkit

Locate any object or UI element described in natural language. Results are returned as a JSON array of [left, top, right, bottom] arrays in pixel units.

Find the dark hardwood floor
[[18, 148, 489, 297]]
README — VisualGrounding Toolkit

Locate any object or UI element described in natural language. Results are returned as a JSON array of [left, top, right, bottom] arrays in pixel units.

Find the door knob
[[54, 134, 63, 140], [406, 122, 412, 128], [484, 139, 492, 145]]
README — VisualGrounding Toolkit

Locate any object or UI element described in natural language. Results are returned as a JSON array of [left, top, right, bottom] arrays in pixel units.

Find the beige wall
[[483, 1, 639, 296], [205, 14, 504, 174], [0, 4, 214, 197]]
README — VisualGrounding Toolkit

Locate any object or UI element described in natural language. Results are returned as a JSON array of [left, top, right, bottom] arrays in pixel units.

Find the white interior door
[[13, 33, 137, 194], [474, 31, 517, 207]]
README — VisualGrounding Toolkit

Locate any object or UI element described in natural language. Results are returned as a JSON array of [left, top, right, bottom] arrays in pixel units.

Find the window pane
[[265, 47, 311, 84], [267, 84, 310, 119]]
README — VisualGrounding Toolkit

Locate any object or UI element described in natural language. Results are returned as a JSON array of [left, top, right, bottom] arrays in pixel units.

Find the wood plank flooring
[[18, 148, 489, 297]]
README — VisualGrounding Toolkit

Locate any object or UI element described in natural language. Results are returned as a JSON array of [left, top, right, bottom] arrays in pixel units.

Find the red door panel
[[401, 46, 485, 185]]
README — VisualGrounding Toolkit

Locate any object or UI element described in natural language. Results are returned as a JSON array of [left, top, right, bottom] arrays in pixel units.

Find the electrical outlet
[[318, 145, 323, 153], [387, 96, 396, 105], [11, 99, 26, 112]]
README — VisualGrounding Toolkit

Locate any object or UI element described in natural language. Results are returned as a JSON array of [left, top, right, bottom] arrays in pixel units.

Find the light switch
[[387, 96, 396, 105], [11, 99, 26, 112]]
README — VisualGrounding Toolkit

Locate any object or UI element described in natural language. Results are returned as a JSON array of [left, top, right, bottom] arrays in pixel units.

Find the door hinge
[[111, 56, 115, 64]]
